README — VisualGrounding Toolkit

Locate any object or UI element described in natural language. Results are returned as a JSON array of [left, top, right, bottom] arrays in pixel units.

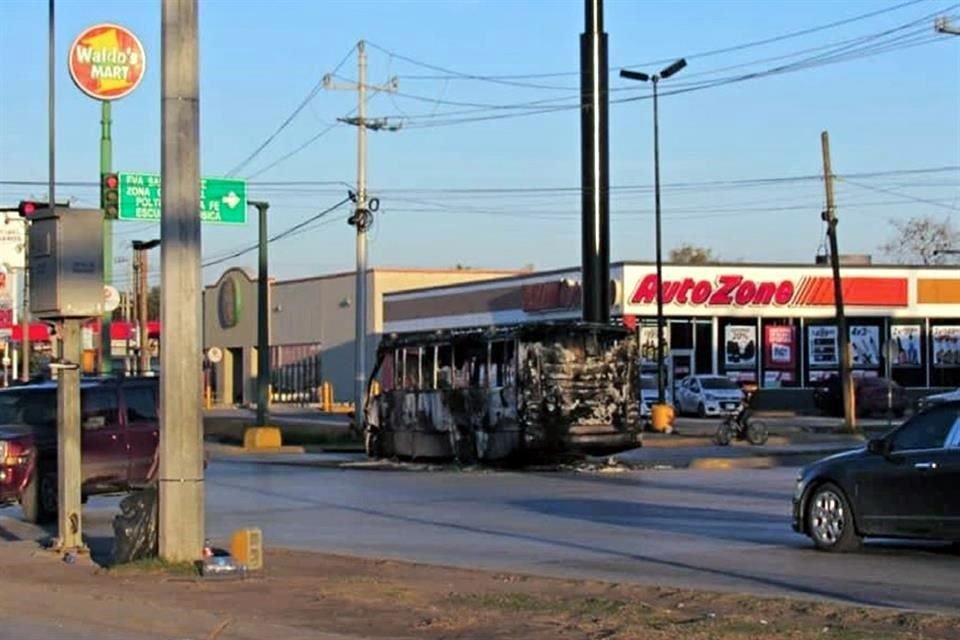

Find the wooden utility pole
[[821, 131, 856, 432], [323, 42, 399, 431], [159, 0, 204, 563]]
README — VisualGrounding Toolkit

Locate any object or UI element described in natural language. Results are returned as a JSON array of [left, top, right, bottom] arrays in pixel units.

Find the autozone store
[[381, 262, 960, 391]]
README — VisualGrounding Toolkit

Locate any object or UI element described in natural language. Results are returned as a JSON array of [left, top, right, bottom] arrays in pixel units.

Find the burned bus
[[363, 321, 640, 464]]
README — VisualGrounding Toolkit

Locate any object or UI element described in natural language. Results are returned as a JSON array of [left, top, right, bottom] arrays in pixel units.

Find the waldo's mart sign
[[622, 266, 910, 319]]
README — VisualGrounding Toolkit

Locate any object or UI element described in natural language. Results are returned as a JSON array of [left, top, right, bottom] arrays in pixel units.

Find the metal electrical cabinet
[[28, 207, 105, 319]]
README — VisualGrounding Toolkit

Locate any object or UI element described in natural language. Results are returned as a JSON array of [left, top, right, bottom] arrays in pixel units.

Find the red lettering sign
[[630, 274, 797, 308]]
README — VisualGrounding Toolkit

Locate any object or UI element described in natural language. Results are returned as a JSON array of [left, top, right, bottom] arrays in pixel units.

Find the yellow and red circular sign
[[68, 23, 146, 101]]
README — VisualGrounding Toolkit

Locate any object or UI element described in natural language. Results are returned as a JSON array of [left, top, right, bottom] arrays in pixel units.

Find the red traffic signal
[[102, 172, 119, 219], [18, 200, 46, 217]]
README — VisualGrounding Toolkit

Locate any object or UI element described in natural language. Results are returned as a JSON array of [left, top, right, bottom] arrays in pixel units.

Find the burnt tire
[[20, 464, 57, 525], [806, 482, 861, 553]]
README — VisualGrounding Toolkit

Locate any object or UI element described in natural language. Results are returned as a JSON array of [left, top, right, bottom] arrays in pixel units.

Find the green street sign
[[117, 172, 247, 224]]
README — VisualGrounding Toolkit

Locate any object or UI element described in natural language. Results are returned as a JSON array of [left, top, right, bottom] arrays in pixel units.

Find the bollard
[[651, 403, 675, 433]]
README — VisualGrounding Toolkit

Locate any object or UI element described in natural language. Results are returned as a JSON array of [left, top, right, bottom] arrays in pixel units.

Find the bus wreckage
[[363, 321, 640, 464]]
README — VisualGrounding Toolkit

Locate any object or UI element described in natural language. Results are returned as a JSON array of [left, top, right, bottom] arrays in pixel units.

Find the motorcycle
[[715, 393, 769, 446]]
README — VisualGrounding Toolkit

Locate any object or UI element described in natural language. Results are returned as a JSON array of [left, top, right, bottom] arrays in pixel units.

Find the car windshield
[[701, 377, 739, 390]]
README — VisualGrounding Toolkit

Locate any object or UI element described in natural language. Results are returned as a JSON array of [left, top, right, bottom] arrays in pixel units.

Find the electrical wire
[[838, 177, 960, 211], [225, 44, 357, 177], [201, 196, 351, 268], [389, 0, 935, 84]]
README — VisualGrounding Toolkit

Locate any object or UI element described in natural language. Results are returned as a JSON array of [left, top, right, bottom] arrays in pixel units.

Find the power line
[[838, 177, 960, 211], [384, 0, 935, 84], [201, 196, 351, 269], [225, 44, 357, 177]]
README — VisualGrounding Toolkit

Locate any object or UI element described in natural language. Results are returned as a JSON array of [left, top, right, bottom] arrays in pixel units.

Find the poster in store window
[[638, 325, 669, 366], [724, 325, 757, 369], [764, 325, 796, 370], [932, 326, 960, 368], [808, 325, 838, 368], [849, 325, 880, 368], [890, 325, 922, 367]]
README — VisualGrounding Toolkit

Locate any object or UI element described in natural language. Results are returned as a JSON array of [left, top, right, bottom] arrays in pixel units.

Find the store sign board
[[627, 271, 908, 313]]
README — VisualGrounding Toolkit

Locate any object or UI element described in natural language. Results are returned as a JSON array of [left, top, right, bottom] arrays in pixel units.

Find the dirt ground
[[0, 542, 956, 640]]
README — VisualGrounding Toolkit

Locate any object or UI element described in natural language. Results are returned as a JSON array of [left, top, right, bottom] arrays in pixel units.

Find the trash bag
[[112, 485, 159, 564]]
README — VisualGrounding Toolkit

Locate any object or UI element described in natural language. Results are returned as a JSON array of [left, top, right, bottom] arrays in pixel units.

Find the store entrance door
[[670, 349, 695, 402]]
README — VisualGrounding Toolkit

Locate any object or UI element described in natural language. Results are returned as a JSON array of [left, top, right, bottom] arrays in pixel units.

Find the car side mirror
[[867, 438, 890, 456]]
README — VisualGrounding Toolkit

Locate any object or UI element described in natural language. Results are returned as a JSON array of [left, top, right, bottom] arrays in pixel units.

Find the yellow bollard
[[651, 404, 675, 433], [322, 381, 332, 412], [204, 384, 212, 410]]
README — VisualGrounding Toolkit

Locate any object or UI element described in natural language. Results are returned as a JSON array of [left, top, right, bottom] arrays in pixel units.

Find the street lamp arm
[[659, 58, 687, 79], [620, 69, 650, 82]]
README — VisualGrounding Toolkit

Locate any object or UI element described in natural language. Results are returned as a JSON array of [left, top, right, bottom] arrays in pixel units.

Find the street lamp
[[620, 58, 687, 409]]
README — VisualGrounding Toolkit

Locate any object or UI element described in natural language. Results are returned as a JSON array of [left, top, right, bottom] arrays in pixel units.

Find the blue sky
[[1, 0, 958, 288]]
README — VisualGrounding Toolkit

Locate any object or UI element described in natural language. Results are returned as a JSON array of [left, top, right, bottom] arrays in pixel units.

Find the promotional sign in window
[[890, 325, 922, 367], [932, 326, 960, 368], [808, 325, 838, 368], [724, 325, 757, 369], [764, 325, 796, 370], [638, 325, 669, 367], [849, 325, 880, 368]]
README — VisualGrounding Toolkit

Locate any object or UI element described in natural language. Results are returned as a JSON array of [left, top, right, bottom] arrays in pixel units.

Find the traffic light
[[17, 200, 47, 218], [102, 172, 119, 219]]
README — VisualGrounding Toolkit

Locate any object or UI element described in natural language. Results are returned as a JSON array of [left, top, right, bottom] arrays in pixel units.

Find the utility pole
[[936, 16, 960, 34], [579, 0, 611, 325], [132, 239, 159, 375], [159, 0, 203, 563], [821, 131, 856, 432], [323, 41, 398, 431]]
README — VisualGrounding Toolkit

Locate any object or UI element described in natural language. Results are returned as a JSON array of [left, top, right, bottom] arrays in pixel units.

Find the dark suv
[[0, 377, 160, 523]]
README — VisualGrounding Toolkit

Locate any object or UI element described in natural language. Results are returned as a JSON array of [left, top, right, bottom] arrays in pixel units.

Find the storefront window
[[930, 322, 960, 388], [889, 323, 924, 388]]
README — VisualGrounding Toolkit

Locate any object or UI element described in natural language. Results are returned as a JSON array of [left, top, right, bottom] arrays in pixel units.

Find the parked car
[[638, 374, 672, 420], [793, 400, 960, 551], [674, 375, 744, 417], [915, 387, 960, 414], [812, 375, 909, 418], [0, 377, 160, 524]]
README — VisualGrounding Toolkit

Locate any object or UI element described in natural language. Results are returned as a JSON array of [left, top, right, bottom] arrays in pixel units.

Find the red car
[[813, 375, 909, 418], [0, 377, 160, 523]]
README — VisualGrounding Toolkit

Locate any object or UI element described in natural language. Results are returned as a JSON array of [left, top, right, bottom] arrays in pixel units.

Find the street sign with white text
[[117, 172, 247, 224]]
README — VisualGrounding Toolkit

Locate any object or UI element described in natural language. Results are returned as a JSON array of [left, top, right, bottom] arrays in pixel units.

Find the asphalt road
[[2, 462, 958, 615]]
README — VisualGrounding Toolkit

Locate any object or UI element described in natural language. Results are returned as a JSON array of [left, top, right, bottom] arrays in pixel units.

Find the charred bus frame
[[363, 321, 640, 464]]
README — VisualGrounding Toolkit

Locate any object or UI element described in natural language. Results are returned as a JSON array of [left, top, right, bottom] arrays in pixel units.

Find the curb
[[688, 457, 775, 470]]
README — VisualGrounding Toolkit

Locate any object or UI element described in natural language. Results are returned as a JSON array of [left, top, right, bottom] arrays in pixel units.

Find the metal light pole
[[620, 58, 687, 407], [132, 239, 159, 375], [579, 0, 611, 324], [250, 200, 270, 428]]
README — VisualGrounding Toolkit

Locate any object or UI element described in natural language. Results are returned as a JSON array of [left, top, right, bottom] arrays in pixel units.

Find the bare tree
[[669, 243, 717, 264], [880, 215, 959, 265]]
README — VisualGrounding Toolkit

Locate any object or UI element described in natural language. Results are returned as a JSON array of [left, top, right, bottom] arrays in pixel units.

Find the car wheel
[[697, 402, 706, 419], [20, 464, 57, 525], [806, 482, 861, 552]]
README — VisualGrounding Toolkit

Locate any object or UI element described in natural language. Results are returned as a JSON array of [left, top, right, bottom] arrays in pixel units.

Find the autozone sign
[[631, 274, 795, 307], [629, 273, 909, 308]]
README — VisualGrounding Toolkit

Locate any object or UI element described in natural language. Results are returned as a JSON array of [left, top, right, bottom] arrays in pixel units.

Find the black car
[[793, 400, 960, 551]]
